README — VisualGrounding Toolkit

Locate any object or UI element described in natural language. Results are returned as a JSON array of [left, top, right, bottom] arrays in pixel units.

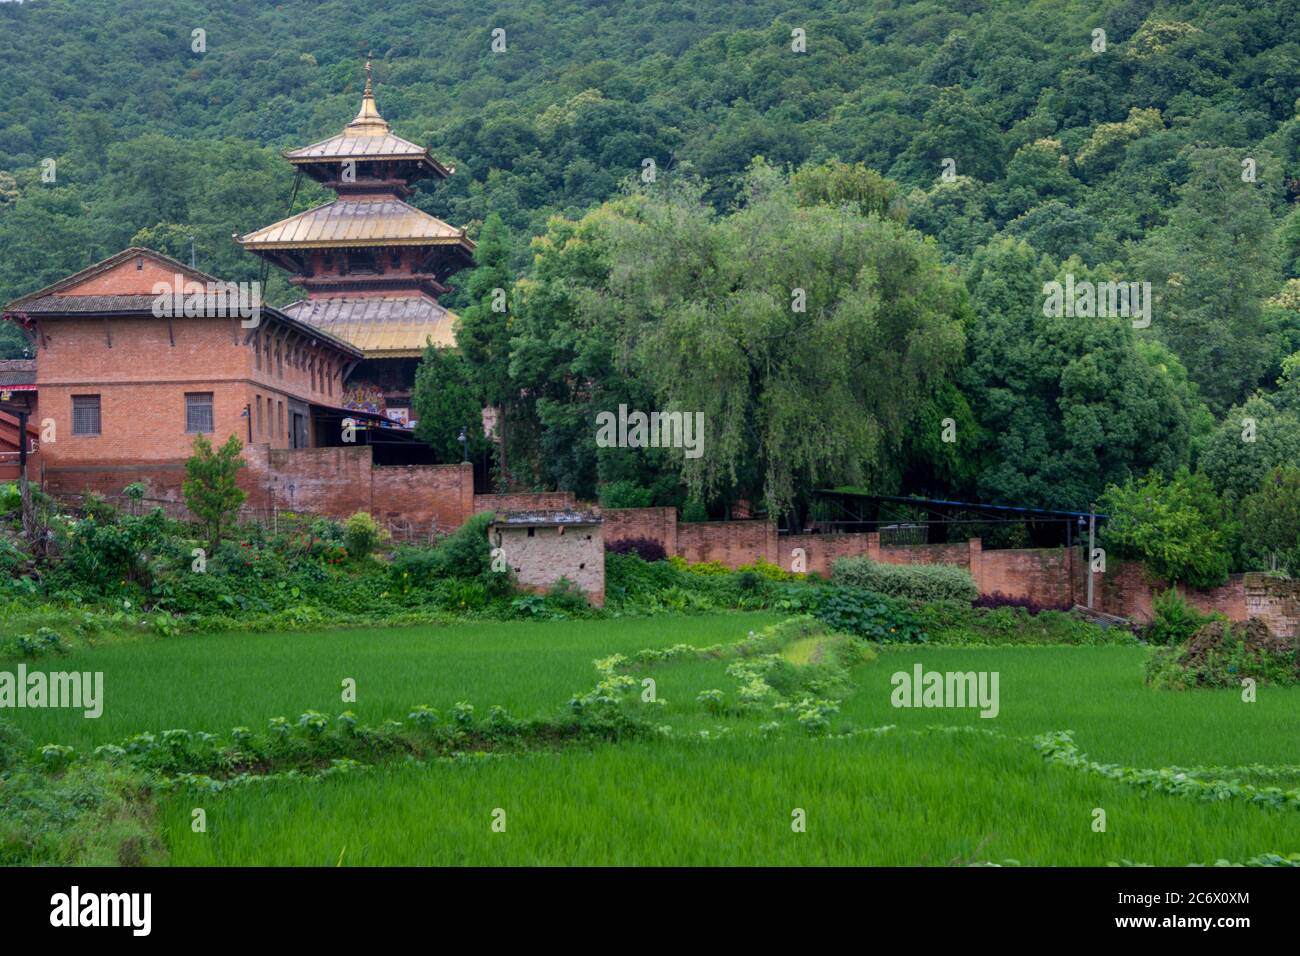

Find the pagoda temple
[[237, 59, 474, 424]]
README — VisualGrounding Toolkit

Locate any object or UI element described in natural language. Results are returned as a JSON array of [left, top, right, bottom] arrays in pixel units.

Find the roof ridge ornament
[[347, 53, 389, 136]]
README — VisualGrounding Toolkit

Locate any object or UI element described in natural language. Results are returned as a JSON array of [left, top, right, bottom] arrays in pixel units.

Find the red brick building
[[1, 247, 368, 500]]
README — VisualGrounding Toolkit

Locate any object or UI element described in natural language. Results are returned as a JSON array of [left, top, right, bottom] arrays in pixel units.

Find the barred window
[[185, 392, 214, 433], [72, 395, 101, 436]]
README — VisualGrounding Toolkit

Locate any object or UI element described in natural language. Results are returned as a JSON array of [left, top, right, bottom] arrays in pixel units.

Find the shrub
[[680, 501, 708, 522], [795, 586, 926, 643], [737, 559, 800, 582], [973, 591, 1071, 613], [545, 577, 592, 612], [915, 601, 1126, 646], [599, 480, 652, 509], [389, 511, 501, 592], [436, 511, 501, 587], [606, 536, 667, 562], [1146, 587, 1218, 646], [831, 557, 977, 604], [1146, 618, 1300, 689], [343, 512, 389, 560], [182, 434, 247, 549]]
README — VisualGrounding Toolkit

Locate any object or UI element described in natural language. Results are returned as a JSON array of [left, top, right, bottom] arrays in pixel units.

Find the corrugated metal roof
[[16, 294, 231, 313], [9, 293, 362, 357], [285, 131, 429, 160], [0, 360, 36, 386], [495, 511, 603, 527], [237, 198, 474, 249], [281, 296, 459, 357]]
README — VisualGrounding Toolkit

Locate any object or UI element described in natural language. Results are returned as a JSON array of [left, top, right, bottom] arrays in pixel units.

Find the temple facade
[[237, 59, 474, 426]]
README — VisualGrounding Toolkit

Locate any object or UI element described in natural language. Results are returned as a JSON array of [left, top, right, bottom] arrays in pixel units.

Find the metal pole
[[1086, 506, 1096, 609], [17, 409, 33, 547]]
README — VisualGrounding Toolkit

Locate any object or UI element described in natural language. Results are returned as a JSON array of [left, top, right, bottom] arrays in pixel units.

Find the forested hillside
[[3, 0, 1300, 565]]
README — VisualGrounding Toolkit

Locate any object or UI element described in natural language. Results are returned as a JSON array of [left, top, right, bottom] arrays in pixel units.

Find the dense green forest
[[3, 0, 1300, 571]]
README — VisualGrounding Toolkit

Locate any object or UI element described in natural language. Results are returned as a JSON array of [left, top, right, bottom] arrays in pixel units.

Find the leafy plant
[[343, 512, 389, 560], [182, 434, 247, 549], [831, 557, 977, 604]]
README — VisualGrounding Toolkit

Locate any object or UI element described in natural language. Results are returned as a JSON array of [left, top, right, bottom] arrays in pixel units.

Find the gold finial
[[347, 53, 389, 135]]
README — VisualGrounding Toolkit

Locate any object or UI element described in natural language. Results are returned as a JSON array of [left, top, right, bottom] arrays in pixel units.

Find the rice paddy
[[6, 612, 1299, 866]]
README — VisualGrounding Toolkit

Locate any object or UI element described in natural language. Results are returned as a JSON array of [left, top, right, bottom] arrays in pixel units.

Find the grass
[[0, 613, 779, 749], [6, 611, 1300, 866], [163, 733, 1300, 867]]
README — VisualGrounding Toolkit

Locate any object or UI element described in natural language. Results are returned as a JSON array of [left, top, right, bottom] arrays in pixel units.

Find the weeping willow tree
[[589, 162, 970, 522]]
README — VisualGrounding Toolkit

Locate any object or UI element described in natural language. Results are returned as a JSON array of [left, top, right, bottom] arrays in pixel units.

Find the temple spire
[[347, 53, 389, 135]]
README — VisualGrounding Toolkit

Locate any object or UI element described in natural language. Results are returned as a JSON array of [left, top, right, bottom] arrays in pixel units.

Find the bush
[[546, 577, 592, 612], [343, 512, 389, 560], [390, 512, 504, 593], [793, 586, 926, 643], [737, 559, 801, 582], [973, 591, 1071, 613], [831, 557, 977, 604], [914, 601, 1127, 646], [1146, 618, 1300, 689], [680, 501, 708, 522], [599, 480, 652, 509], [606, 536, 667, 562], [1146, 588, 1218, 645]]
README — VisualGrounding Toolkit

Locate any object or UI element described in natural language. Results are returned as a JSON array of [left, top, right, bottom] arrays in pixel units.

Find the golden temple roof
[[282, 56, 453, 178], [280, 295, 458, 357], [236, 198, 475, 251]]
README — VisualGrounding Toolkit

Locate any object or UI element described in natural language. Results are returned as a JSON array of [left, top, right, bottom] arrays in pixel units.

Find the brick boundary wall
[[601, 508, 1299, 637], [474, 492, 576, 514], [37, 470, 1300, 636]]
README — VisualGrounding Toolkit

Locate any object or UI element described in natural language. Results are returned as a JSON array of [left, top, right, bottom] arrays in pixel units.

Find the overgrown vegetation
[[1146, 618, 1300, 689]]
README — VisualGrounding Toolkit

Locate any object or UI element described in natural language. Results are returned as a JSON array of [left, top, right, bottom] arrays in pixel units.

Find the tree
[[961, 239, 1196, 510], [890, 87, 1007, 185], [182, 434, 247, 549], [1241, 466, 1300, 572], [412, 345, 486, 464], [1100, 469, 1235, 589], [1197, 353, 1300, 505], [604, 163, 969, 520], [455, 214, 516, 484], [1137, 146, 1284, 414]]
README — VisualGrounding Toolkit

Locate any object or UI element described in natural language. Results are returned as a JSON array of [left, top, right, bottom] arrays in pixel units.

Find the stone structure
[[490, 511, 605, 606]]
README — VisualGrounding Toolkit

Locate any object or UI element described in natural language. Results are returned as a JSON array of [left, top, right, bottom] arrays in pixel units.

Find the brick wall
[[375, 463, 474, 535], [676, 520, 778, 566], [783, 532, 879, 575], [1244, 574, 1300, 637], [602, 506, 678, 556], [476, 491, 575, 515]]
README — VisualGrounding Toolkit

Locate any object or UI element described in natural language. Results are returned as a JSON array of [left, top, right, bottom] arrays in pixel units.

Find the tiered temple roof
[[236, 58, 471, 358]]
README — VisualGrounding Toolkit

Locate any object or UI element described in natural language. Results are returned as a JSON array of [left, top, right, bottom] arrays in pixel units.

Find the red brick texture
[[475, 492, 576, 514], [596, 509, 1298, 636], [602, 507, 678, 556]]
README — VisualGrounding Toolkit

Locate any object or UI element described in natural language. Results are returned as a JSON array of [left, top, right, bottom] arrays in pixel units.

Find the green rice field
[[5, 612, 1299, 866]]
